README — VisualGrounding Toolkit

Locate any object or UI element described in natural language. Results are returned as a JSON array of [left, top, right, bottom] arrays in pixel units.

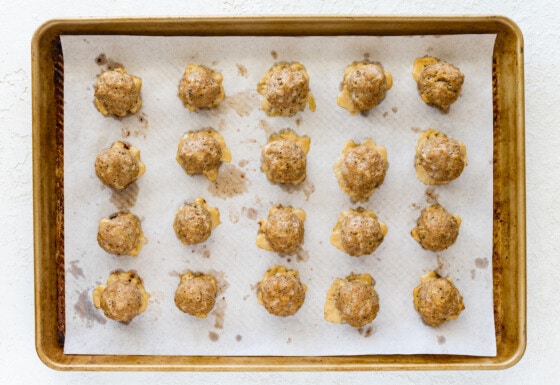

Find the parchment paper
[[62, 34, 497, 356]]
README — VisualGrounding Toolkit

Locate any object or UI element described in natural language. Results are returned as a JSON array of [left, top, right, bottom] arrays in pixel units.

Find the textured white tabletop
[[2, 0, 558, 383]]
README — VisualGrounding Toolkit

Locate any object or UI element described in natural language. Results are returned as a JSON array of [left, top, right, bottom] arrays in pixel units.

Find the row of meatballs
[[95, 125, 467, 202], [93, 266, 464, 329], [93, 56, 464, 119]]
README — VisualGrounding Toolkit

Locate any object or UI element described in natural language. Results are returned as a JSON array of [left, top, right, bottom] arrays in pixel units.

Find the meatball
[[257, 265, 306, 317], [415, 129, 467, 185], [413, 56, 464, 111], [337, 61, 393, 114], [412, 204, 461, 251], [173, 198, 220, 245], [94, 68, 142, 117], [97, 212, 146, 256], [257, 62, 315, 117], [261, 129, 310, 185], [174, 271, 217, 318], [177, 64, 225, 111], [257, 206, 306, 255], [330, 208, 387, 257], [324, 273, 379, 328], [413, 271, 465, 326], [334, 139, 388, 201], [176, 129, 231, 181], [93, 270, 150, 323], [94, 141, 146, 190]]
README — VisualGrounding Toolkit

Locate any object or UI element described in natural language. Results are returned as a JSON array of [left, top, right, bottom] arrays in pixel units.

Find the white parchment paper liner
[[62, 34, 496, 356]]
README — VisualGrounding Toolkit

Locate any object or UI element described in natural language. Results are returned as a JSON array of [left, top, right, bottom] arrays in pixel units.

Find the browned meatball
[[324, 273, 379, 328], [97, 212, 145, 256], [174, 272, 217, 318], [257, 206, 305, 255], [173, 198, 220, 246], [93, 271, 150, 323], [416, 60, 464, 111], [415, 129, 466, 185], [176, 129, 231, 181], [94, 141, 145, 190], [334, 139, 388, 201], [257, 62, 315, 117], [413, 271, 465, 326], [412, 204, 461, 251], [178, 64, 225, 111], [257, 265, 306, 317], [331, 208, 387, 257], [261, 129, 310, 185], [337, 61, 393, 114], [94, 68, 142, 117]]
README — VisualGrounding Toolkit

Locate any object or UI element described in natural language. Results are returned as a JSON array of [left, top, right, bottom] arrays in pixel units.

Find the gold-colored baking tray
[[32, 16, 525, 371]]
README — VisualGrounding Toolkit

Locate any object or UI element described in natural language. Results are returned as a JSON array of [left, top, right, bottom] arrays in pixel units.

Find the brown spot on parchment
[[68, 260, 85, 279], [229, 209, 240, 223], [470, 269, 476, 279], [236, 334, 242, 342], [296, 249, 309, 262], [363, 52, 370, 60], [168, 270, 182, 278], [74, 290, 107, 326], [201, 246, 211, 259], [475, 257, 489, 269], [259, 119, 274, 136], [425, 187, 439, 204], [358, 325, 376, 337], [242, 207, 258, 220], [359, 110, 370, 117], [271, 50, 278, 59], [411, 127, 422, 133], [295, 118, 302, 126], [211, 298, 227, 329], [110, 183, 139, 210], [137, 112, 148, 128], [225, 90, 259, 117], [437, 335, 447, 345], [121, 127, 131, 138], [286, 337, 292, 344], [410, 202, 421, 210], [207, 164, 248, 198], [209, 331, 219, 342], [391, 106, 398, 113], [236, 63, 248, 77], [95, 53, 107, 65], [218, 119, 226, 131], [250, 282, 258, 292], [279, 180, 315, 201], [435, 254, 449, 276], [105, 58, 124, 71], [383, 111, 389, 118], [208, 269, 229, 294], [243, 294, 250, 301], [238, 159, 249, 168]]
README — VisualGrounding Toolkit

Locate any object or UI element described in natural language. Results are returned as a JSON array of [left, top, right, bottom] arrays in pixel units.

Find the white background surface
[[1, 0, 558, 383]]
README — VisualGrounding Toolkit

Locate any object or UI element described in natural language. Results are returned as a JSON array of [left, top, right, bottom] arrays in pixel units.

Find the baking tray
[[32, 16, 525, 371]]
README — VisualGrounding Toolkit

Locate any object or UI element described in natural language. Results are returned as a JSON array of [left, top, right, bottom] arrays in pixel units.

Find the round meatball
[[335, 140, 388, 201], [97, 212, 145, 256], [173, 201, 217, 245], [338, 61, 392, 113], [174, 272, 217, 318], [417, 60, 464, 111], [262, 139, 306, 184], [324, 273, 379, 328], [178, 64, 225, 111], [340, 211, 385, 257], [413, 271, 465, 326], [176, 129, 230, 181], [412, 204, 461, 251], [415, 129, 466, 185], [94, 141, 145, 190], [94, 68, 142, 117], [93, 271, 150, 323], [258, 62, 314, 117], [336, 279, 380, 327], [262, 207, 305, 254], [257, 266, 306, 317]]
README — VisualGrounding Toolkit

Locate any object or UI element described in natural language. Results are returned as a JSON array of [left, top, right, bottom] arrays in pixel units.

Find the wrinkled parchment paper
[[62, 34, 496, 356]]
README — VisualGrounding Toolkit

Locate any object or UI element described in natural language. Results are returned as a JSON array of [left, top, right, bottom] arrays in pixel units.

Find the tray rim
[[32, 15, 526, 371]]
